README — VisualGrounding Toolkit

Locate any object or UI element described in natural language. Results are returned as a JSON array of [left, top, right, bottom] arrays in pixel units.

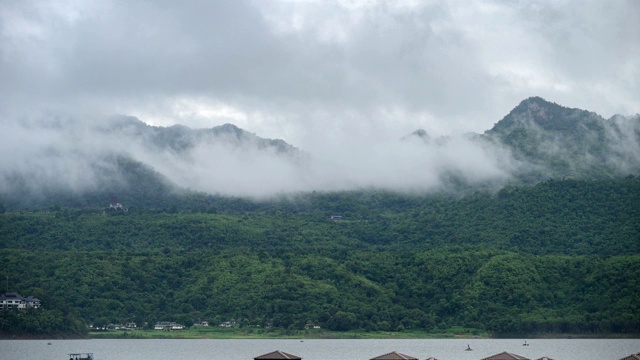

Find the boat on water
[[523, 340, 530, 346], [68, 353, 94, 360]]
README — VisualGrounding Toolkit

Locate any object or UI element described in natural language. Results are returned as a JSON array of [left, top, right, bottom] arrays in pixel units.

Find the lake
[[1, 338, 639, 360]]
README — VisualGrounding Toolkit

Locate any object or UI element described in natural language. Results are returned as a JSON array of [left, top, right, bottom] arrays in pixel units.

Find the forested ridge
[[1, 177, 639, 337]]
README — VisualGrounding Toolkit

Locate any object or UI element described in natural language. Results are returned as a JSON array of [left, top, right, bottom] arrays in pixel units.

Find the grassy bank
[[88, 327, 490, 340]]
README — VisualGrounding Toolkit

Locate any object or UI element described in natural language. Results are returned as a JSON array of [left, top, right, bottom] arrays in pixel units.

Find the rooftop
[[254, 351, 302, 360], [370, 351, 418, 360]]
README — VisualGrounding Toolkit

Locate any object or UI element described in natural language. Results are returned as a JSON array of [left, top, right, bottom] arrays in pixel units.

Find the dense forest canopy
[[1, 177, 639, 336]]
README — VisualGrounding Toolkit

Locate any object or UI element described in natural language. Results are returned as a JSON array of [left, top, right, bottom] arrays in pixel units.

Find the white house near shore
[[154, 321, 185, 330], [0, 292, 41, 309]]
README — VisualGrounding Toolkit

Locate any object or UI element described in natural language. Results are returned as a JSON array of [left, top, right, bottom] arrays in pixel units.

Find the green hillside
[[1, 177, 639, 337]]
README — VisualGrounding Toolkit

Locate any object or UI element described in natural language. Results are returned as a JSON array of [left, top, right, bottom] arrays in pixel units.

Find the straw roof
[[480, 352, 529, 360], [619, 353, 640, 360], [254, 351, 302, 360], [370, 351, 418, 360]]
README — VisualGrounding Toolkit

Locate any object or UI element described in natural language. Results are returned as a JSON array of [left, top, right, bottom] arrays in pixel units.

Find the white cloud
[[0, 0, 638, 197]]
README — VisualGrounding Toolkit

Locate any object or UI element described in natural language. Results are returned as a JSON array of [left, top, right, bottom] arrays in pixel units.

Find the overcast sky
[[2, 0, 639, 145]]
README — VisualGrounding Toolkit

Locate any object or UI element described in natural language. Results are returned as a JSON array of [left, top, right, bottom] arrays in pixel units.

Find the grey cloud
[[0, 0, 638, 198], [2, 0, 637, 129]]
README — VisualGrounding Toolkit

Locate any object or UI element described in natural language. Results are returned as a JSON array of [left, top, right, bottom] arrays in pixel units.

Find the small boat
[[68, 353, 94, 360], [523, 341, 530, 346], [47, 342, 52, 345], [465, 345, 473, 351]]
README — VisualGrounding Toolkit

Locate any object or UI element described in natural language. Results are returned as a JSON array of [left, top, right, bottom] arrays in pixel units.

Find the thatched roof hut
[[480, 352, 529, 360], [619, 353, 640, 360], [370, 351, 418, 360], [254, 351, 302, 360]]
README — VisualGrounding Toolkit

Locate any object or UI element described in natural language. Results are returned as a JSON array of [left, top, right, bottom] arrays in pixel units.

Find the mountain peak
[[215, 123, 242, 131], [412, 129, 429, 138], [510, 96, 564, 123], [107, 115, 149, 130], [518, 96, 555, 107], [401, 128, 430, 142], [487, 96, 603, 135], [209, 123, 250, 140]]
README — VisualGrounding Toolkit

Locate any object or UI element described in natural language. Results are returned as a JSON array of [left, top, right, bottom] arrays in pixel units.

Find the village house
[[154, 321, 185, 330], [0, 292, 41, 309], [219, 320, 237, 327]]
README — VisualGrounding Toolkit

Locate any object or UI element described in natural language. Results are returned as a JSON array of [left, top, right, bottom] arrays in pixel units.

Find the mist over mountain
[[483, 97, 640, 181], [103, 116, 301, 156], [0, 97, 638, 209]]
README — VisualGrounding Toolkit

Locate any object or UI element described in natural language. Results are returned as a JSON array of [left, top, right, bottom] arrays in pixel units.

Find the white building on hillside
[[0, 292, 41, 309]]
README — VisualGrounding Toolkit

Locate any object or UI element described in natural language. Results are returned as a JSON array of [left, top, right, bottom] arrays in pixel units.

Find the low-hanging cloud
[[0, 0, 638, 199], [0, 114, 519, 199]]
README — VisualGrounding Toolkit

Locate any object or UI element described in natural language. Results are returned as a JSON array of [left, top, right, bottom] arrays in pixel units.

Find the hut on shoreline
[[619, 353, 640, 360], [254, 351, 302, 360], [481, 351, 529, 360], [370, 351, 418, 360]]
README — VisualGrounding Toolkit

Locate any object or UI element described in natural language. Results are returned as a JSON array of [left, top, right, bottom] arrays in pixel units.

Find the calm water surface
[[1, 339, 639, 360]]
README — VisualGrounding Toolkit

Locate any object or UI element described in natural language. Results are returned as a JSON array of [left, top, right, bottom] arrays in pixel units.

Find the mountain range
[[104, 116, 301, 156], [1, 98, 639, 337], [1, 97, 638, 209]]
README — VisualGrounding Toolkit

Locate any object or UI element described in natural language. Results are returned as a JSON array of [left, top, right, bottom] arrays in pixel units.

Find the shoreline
[[3, 330, 639, 340]]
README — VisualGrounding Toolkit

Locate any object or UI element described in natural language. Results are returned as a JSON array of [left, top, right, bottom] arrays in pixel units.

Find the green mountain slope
[[1, 97, 639, 337], [1, 177, 639, 336]]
